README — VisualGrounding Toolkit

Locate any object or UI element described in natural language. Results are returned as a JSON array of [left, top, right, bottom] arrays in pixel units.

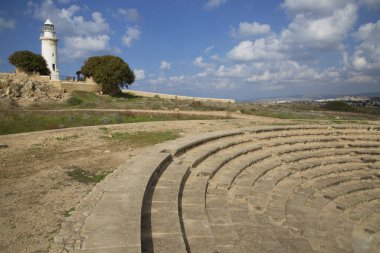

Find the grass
[[67, 166, 109, 184], [0, 111, 223, 135], [236, 101, 379, 120], [56, 134, 79, 141], [25, 143, 48, 159], [62, 207, 75, 217], [27, 90, 232, 111], [101, 130, 180, 147], [321, 101, 357, 112], [66, 96, 84, 106], [1, 91, 378, 136], [9, 90, 380, 120]]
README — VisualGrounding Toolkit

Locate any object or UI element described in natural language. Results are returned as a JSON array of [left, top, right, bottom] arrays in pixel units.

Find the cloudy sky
[[0, 0, 379, 100]]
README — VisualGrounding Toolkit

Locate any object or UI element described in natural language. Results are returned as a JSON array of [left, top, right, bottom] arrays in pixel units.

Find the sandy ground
[[0, 115, 284, 253]]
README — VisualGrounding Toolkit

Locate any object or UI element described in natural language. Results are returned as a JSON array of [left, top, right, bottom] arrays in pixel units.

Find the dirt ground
[[0, 115, 285, 253]]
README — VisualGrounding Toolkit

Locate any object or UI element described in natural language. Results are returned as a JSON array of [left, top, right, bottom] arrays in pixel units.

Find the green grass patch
[[237, 101, 379, 121], [56, 134, 79, 141], [98, 127, 109, 132], [3, 91, 378, 124], [66, 96, 84, 106], [321, 101, 357, 112], [67, 167, 109, 184], [102, 130, 180, 147], [0, 111, 222, 135], [329, 119, 369, 124], [62, 207, 75, 217]]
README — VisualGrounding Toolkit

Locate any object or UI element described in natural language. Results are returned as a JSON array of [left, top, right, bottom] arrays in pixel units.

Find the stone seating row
[[202, 129, 378, 252], [73, 125, 380, 253]]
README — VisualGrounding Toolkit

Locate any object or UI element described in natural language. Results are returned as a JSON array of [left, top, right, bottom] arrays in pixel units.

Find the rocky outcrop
[[0, 73, 69, 106]]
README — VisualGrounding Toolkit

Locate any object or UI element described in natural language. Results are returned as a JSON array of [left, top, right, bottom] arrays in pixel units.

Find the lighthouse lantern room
[[40, 19, 59, 80]]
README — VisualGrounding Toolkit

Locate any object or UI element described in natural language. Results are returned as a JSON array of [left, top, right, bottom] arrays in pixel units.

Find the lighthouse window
[[52, 64, 55, 71], [52, 53, 54, 57], [44, 24, 52, 31]]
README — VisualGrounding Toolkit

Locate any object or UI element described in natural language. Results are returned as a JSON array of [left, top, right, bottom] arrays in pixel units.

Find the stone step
[[255, 128, 380, 142], [181, 175, 219, 252], [285, 173, 380, 227], [266, 162, 370, 223], [352, 210, 380, 253], [80, 151, 172, 252], [70, 125, 380, 253], [141, 162, 189, 253], [74, 128, 248, 253]]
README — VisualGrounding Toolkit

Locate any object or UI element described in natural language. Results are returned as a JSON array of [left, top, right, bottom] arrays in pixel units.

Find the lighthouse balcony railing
[[60, 75, 86, 82], [40, 33, 58, 39]]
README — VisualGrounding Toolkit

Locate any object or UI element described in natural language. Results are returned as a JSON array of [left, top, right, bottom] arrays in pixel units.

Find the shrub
[[81, 55, 135, 96], [66, 96, 84, 106], [8, 50, 50, 75], [321, 101, 357, 112]]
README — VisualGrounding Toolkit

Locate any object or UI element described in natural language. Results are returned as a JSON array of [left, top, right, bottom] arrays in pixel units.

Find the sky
[[0, 0, 380, 100]]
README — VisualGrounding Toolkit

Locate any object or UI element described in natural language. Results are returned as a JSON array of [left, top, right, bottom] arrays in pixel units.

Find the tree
[[8, 50, 50, 75], [81, 55, 135, 95]]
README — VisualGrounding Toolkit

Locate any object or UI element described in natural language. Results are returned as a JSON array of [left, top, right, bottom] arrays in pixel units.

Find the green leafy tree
[[81, 55, 135, 95], [8, 50, 50, 75]]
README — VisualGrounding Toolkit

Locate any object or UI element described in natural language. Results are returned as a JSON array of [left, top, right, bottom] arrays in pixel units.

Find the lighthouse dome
[[44, 19, 53, 25]]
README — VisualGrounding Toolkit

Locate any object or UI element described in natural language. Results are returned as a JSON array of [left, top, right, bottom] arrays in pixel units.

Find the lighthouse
[[40, 19, 59, 80]]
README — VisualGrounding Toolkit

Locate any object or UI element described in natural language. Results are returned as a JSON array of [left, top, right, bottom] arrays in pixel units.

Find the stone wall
[[59, 81, 100, 93], [124, 89, 235, 103]]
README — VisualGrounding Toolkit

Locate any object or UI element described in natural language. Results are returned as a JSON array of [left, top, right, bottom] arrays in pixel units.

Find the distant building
[[40, 19, 59, 80]]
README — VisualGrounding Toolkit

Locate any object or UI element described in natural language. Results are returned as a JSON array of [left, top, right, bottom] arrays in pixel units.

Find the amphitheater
[[58, 124, 380, 253]]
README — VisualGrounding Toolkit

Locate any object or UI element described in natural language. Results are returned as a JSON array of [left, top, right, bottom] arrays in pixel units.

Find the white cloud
[[204, 45, 214, 53], [122, 26, 141, 47], [57, 0, 74, 4], [346, 20, 380, 74], [204, 0, 227, 9], [170, 75, 185, 83], [0, 17, 15, 30], [146, 76, 167, 85], [210, 54, 222, 61], [231, 22, 271, 37], [227, 2, 358, 65], [214, 64, 248, 78], [134, 68, 145, 80], [210, 78, 237, 89], [222, 0, 372, 93], [192, 57, 343, 94], [117, 8, 139, 22], [194, 64, 245, 79], [160, 61, 171, 70], [61, 35, 111, 60], [193, 56, 212, 68], [282, 0, 351, 16], [281, 4, 357, 50], [29, 1, 110, 36], [347, 74, 375, 83], [227, 38, 284, 61], [245, 60, 333, 85]]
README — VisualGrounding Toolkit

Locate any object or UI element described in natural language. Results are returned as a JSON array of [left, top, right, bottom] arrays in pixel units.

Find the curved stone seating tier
[[73, 125, 380, 253]]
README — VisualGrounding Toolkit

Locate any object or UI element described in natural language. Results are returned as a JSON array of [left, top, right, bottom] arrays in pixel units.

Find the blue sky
[[0, 0, 379, 100]]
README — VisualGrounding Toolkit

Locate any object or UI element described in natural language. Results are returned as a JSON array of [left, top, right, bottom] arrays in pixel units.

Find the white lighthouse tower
[[40, 19, 59, 80]]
